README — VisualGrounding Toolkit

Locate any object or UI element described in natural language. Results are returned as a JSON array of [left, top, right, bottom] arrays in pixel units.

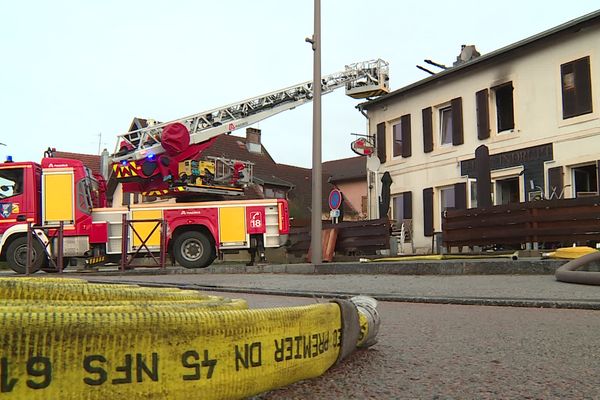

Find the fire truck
[[0, 60, 389, 273]]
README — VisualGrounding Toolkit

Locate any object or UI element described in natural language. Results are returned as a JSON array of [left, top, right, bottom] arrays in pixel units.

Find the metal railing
[[26, 222, 65, 275], [120, 215, 167, 272]]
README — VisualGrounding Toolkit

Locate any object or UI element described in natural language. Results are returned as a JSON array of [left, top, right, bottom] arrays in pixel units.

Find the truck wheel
[[6, 236, 45, 274], [173, 231, 215, 268]]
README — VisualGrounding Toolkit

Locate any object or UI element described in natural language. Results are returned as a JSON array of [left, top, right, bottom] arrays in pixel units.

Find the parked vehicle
[[0, 157, 289, 273]]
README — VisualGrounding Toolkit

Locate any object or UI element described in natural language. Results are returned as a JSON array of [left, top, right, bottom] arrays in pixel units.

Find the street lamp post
[[307, 0, 322, 264]]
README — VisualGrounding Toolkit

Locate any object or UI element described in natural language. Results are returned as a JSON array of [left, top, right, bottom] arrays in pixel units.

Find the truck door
[[0, 165, 35, 234]]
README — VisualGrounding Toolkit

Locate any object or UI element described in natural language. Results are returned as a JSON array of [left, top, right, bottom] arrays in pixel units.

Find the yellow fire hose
[[0, 277, 379, 399]]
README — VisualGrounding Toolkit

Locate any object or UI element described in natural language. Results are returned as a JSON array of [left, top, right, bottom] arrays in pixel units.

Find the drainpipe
[[357, 104, 375, 219]]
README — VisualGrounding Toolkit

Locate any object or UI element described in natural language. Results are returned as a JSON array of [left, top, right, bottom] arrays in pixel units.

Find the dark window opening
[[495, 177, 520, 205], [573, 164, 598, 197], [393, 122, 402, 157], [561, 56, 593, 119], [494, 83, 514, 132]]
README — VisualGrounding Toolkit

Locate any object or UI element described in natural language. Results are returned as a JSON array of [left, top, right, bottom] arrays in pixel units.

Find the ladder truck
[[0, 60, 389, 273], [111, 59, 390, 198]]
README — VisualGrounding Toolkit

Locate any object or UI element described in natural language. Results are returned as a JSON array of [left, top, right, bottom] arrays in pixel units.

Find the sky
[[1, 1, 598, 168]]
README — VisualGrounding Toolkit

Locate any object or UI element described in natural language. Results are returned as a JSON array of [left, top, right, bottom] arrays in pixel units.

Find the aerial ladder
[[112, 59, 390, 198]]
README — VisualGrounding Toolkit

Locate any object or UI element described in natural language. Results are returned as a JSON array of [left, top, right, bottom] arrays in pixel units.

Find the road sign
[[328, 189, 342, 210]]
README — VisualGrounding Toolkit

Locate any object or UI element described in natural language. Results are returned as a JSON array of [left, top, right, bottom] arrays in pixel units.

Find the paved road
[[201, 292, 600, 399], [64, 274, 600, 399]]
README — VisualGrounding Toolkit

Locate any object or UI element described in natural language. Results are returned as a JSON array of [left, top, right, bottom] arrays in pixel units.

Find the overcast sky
[[1, 1, 598, 167]]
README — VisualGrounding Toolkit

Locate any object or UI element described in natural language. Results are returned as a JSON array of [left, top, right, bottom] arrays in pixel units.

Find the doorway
[[572, 164, 598, 197], [495, 177, 520, 205]]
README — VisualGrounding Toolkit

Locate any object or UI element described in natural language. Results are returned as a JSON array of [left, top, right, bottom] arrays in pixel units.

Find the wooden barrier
[[287, 218, 391, 259], [442, 196, 600, 248]]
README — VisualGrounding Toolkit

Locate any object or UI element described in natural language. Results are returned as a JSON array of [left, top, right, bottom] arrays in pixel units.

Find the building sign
[[350, 137, 375, 156], [461, 143, 553, 177]]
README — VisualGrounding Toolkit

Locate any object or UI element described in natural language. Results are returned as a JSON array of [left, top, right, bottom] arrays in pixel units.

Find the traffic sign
[[328, 189, 342, 210]]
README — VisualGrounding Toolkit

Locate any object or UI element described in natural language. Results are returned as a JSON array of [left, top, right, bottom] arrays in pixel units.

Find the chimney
[[100, 148, 110, 179], [246, 127, 262, 154], [453, 45, 481, 67]]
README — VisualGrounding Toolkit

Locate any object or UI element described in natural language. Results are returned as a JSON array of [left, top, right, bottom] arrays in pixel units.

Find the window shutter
[[562, 56, 593, 119], [476, 89, 490, 139], [422, 107, 433, 153], [401, 114, 411, 158], [454, 182, 467, 210], [597, 161, 600, 195], [451, 97, 464, 145], [548, 166, 563, 197], [376, 122, 386, 163], [423, 187, 433, 236], [575, 56, 593, 115], [402, 191, 412, 219]]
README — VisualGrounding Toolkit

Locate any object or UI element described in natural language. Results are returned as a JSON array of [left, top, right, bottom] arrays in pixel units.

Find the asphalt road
[[182, 291, 600, 399]]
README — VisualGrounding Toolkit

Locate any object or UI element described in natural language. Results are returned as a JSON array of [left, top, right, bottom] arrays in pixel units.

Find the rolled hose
[[0, 277, 379, 399], [555, 251, 600, 285]]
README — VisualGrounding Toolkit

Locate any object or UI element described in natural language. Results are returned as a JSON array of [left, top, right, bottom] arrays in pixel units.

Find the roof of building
[[202, 134, 294, 189], [323, 156, 366, 182], [360, 10, 600, 109], [276, 163, 338, 221], [51, 151, 102, 175]]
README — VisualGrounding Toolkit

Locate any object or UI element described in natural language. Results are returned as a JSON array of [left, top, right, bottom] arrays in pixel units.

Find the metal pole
[[120, 214, 127, 273], [309, 0, 322, 264], [160, 219, 167, 271], [58, 221, 64, 273], [26, 223, 32, 276]]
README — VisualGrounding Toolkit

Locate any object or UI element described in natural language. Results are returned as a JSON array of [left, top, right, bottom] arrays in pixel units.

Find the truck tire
[[6, 236, 45, 274], [173, 231, 215, 268]]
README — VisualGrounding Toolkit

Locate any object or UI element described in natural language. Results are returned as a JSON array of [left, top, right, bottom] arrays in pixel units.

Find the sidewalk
[[67, 258, 600, 310]]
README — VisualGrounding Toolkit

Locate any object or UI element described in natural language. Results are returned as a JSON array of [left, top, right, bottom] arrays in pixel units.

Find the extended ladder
[[112, 59, 389, 163]]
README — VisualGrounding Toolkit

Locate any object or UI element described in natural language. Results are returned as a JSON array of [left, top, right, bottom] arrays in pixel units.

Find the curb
[[59, 259, 567, 276], [87, 279, 600, 311]]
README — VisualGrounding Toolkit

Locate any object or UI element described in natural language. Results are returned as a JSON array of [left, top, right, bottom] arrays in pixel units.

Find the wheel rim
[[181, 238, 204, 262], [14, 244, 37, 268]]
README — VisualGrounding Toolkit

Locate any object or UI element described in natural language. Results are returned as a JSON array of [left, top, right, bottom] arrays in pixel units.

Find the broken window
[[494, 82, 514, 132]]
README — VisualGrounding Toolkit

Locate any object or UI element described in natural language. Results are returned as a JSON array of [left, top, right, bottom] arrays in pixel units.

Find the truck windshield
[[0, 168, 24, 199]]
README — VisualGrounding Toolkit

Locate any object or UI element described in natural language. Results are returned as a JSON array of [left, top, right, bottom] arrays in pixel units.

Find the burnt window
[[561, 56, 593, 119], [494, 82, 514, 132], [392, 122, 402, 157]]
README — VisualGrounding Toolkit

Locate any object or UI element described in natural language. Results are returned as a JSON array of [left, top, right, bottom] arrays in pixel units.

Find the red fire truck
[[0, 157, 290, 273]]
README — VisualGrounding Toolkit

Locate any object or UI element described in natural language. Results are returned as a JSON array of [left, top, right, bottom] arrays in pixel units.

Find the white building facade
[[360, 11, 600, 254]]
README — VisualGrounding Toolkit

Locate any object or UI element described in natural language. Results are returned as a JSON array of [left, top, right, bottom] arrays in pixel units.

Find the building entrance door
[[572, 164, 598, 197], [495, 177, 520, 205]]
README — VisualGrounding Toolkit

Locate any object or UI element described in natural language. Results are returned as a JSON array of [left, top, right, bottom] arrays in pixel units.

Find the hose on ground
[[0, 277, 379, 399], [555, 251, 600, 285]]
